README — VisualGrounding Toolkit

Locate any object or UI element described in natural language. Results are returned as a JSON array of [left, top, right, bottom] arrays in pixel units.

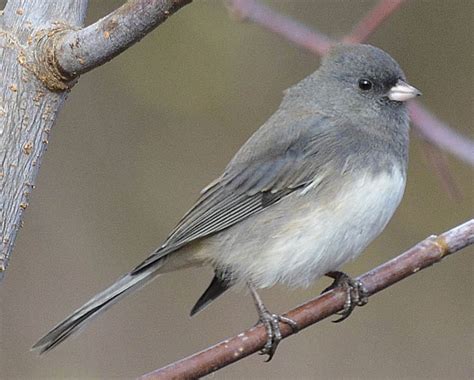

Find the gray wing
[[132, 115, 336, 273]]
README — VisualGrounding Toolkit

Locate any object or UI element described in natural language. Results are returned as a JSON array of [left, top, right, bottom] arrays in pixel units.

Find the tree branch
[[227, 0, 474, 168], [409, 102, 474, 167], [228, 0, 333, 55], [0, 0, 193, 282], [140, 219, 474, 379], [343, 0, 409, 43], [0, 0, 89, 281], [54, 0, 192, 79], [419, 139, 462, 201]]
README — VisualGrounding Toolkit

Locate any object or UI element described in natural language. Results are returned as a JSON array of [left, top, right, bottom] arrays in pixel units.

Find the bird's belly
[[201, 169, 406, 289]]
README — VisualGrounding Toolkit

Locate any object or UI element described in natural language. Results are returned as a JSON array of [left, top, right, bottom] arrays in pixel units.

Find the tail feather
[[32, 260, 164, 354], [190, 274, 231, 316]]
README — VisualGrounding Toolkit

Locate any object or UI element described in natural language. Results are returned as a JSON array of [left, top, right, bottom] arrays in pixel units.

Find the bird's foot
[[322, 271, 368, 323], [256, 309, 298, 361], [248, 283, 298, 361]]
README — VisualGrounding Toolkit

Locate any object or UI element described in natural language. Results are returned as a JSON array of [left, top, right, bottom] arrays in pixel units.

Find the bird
[[33, 43, 421, 359]]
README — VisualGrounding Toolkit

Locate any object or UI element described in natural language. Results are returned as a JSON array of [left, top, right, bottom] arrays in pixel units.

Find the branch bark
[[140, 219, 474, 380], [54, 0, 192, 79], [0, 0, 192, 282], [0, 0, 89, 281]]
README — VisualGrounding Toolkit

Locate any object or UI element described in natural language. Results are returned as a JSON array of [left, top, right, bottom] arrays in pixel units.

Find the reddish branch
[[140, 219, 474, 379], [343, 0, 409, 43], [419, 140, 462, 200], [228, 0, 333, 55], [228, 0, 474, 168], [409, 102, 474, 167]]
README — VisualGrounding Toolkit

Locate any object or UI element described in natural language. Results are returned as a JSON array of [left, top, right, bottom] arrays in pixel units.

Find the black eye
[[358, 79, 373, 91]]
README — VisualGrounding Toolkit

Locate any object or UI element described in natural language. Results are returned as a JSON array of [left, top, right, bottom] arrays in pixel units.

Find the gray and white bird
[[33, 44, 421, 358]]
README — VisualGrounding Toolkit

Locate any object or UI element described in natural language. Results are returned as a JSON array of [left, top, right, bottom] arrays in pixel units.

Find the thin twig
[[409, 102, 474, 167], [343, 0, 409, 43], [419, 139, 462, 201], [228, 0, 333, 55], [140, 220, 474, 379], [55, 0, 192, 78]]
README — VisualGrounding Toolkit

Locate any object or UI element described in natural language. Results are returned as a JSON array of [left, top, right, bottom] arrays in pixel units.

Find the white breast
[[206, 169, 406, 289]]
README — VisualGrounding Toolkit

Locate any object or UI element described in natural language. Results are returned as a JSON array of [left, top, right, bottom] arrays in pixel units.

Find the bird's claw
[[257, 310, 299, 361], [322, 271, 368, 323]]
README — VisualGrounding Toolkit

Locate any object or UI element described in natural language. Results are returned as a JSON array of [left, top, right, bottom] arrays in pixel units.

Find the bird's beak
[[387, 79, 422, 102]]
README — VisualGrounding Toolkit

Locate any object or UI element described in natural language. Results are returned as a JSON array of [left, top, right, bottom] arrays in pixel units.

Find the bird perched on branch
[[33, 43, 420, 359]]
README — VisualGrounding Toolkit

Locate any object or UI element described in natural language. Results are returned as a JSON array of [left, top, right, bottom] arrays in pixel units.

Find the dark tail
[[32, 259, 164, 354], [190, 274, 231, 316]]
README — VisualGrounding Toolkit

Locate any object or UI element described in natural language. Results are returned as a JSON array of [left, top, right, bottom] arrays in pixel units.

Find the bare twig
[[140, 220, 474, 379], [228, 0, 333, 55], [55, 0, 192, 78], [343, 0, 409, 43], [419, 139, 462, 201], [409, 102, 474, 167], [227, 0, 474, 168]]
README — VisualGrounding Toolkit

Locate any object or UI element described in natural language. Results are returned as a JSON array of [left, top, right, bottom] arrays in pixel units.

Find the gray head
[[322, 44, 419, 101], [269, 43, 422, 176], [285, 44, 421, 122]]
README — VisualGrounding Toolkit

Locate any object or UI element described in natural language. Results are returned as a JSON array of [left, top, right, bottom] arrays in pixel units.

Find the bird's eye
[[358, 79, 373, 91]]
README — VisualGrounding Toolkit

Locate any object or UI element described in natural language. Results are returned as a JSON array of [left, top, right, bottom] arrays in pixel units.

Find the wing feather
[[132, 115, 334, 274]]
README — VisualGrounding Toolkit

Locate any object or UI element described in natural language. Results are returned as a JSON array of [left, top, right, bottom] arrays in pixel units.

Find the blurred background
[[0, 1, 472, 379]]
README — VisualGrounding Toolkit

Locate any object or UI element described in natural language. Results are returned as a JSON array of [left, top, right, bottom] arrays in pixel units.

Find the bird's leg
[[322, 271, 368, 323], [247, 283, 299, 361]]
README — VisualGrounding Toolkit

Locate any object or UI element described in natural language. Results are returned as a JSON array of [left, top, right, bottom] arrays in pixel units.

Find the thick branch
[[0, 0, 88, 281], [54, 0, 192, 78], [140, 219, 474, 379], [0, 0, 193, 281]]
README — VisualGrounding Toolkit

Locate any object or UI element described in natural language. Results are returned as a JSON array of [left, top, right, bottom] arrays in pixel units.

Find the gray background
[[1, 1, 473, 379]]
